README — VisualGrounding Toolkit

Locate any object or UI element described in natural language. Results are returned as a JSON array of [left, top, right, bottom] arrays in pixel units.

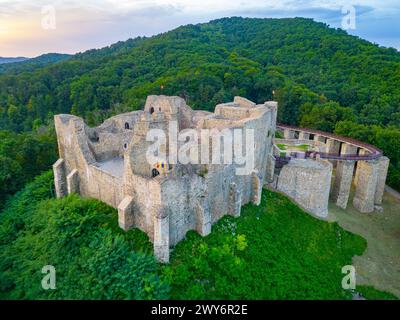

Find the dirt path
[[329, 189, 400, 298]]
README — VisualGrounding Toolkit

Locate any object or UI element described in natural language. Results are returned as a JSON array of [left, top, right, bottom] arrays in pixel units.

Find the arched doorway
[[150, 107, 155, 114], [125, 122, 130, 129]]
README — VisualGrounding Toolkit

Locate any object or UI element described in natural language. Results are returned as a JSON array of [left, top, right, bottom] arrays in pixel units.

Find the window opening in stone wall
[[152, 168, 160, 178]]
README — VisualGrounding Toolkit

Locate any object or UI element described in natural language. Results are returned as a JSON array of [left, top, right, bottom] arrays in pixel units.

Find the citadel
[[53, 95, 389, 262]]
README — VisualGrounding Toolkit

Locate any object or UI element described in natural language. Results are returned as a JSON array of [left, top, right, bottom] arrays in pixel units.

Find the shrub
[[164, 190, 367, 300], [0, 172, 168, 300]]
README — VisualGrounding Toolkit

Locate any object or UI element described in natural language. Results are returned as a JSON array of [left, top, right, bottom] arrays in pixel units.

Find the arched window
[[123, 143, 128, 150], [125, 122, 129, 129], [150, 107, 155, 114], [152, 168, 160, 178]]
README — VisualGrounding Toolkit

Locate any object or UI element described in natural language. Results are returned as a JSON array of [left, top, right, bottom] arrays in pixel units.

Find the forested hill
[[1, 17, 400, 129], [0, 53, 71, 74], [1, 17, 400, 204], [0, 57, 29, 64]]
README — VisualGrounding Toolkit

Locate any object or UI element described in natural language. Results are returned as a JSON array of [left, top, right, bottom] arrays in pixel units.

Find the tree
[[300, 101, 355, 132]]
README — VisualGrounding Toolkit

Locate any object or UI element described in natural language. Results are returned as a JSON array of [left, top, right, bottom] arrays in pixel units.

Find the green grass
[[276, 143, 287, 150], [1, 171, 394, 300], [329, 190, 400, 299], [295, 144, 309, 151], [357, 285, 398, 300], [164, 190, 367, 299], [276, 143, 309, 152]]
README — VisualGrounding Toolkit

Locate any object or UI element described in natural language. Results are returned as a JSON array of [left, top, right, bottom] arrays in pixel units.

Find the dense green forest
[[0, 128, 57, 210], [1, 171, 397, 299], [1, 16, 400, 204]]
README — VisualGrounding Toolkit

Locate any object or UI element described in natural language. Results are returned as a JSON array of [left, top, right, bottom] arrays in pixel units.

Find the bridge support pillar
[[354, 149, 370, 186], [340, 143, 357, 156], [283, 129, 295, 139], [314, 135, 326, 143], [331, 161, 355, 209], [298, 132, 310, 140], [374, 156, 390, 205], [326, 139, 341, 167], [353, 160, 379, 213], [326, 139, 341, 155]]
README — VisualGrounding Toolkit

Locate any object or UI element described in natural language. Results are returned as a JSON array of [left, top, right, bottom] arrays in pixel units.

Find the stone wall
[[161, 174, 206, 246], [54, 95, 276, 262], [53, 159, 67, 198], [277, 159, 332, 218]]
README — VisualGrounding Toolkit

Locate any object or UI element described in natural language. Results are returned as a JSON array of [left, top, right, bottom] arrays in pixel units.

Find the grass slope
[[0, 172, 168, 299], [165, 190, 366, 299], [0, 171, 395, 299]]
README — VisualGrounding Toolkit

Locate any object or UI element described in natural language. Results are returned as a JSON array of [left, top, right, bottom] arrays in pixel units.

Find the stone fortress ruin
[[53, 95, 389, 262], [53, 95, 277, 262]]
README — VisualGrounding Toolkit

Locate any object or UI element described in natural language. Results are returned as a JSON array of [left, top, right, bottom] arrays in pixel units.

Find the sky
[[0, 0, 399, 57]]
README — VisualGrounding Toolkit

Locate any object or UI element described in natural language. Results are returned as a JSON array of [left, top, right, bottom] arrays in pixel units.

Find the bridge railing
[[305, 151, 380, 161], [277, 124, 382, 161]]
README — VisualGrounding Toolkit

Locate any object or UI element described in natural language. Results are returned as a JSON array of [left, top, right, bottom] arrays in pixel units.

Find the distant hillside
[[0, 53, 71, 74], [0, 57, 29, 64], [0, 17, 399, 191], [1, 17, 399, 120]]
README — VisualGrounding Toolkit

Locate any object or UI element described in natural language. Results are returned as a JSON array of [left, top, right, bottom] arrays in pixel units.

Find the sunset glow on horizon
[[1, 0, 399, 57]]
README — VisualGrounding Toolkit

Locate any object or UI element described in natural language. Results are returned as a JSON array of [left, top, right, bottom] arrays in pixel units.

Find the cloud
[[0, 0, 398, 56], [227, 1, 376, 23]]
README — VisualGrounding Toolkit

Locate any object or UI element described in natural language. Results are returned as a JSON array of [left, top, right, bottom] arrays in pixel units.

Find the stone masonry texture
[[53, 95, 277, 262]]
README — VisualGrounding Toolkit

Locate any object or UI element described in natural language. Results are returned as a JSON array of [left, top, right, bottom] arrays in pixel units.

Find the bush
[[357, 285, 398, 300], [2, 172, 392, 300], [0, 172, 168, 300], [164, 190, 367, 300], [0, 129, 57, 209]]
